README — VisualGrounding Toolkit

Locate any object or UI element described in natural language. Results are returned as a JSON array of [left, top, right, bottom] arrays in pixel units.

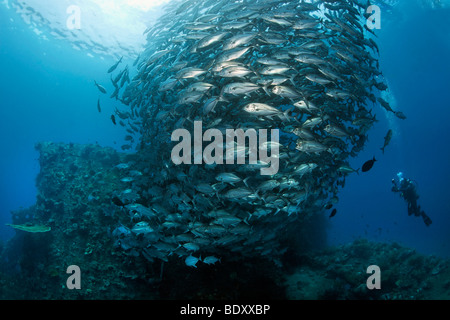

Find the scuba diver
[[391, 172, 432, 226]]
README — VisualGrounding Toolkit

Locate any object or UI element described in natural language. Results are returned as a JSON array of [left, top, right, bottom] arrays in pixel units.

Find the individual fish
[[111, 115, 117, 125], [380, 129, 393, 154], [133, 53, 140, 67], [108, 56, 123, 73], [271, 86, 302, 100], [296, 141, 328, 154], [329, 209, 337, 218], [293, 127, 315, 140], [177, 91, 204, 105], [153, 242, 177, 254], [110, 86, 120, 99], [143, 247, 168, 263], [203, 256, 220, 265], [129, 170, 143, 177], [184, 22, 216, 31], [170, 61, 188, 72], [186, 82, 215, 93], [260, 14, 292, 27], [326, 89, 353, 100], [293, 100, 319, 113], [362, 157, 377, 172], [257, 57, 287, 66], [131, 222, 153, 234], [306, 74, 333, 85], [197, 31, 229, 49], [338, 165, 360, 175], [294, 54, 326, 65], [259, 32, 288, 45], [252, 208, 272, 219], [223, 82, 262, 96], [216, 46, 253, 63], [120, 69, 130, 87], [126, 204, 156, 219], [243, 103, 282, 117], [395, 111, 407, 120], [259, 65, 293, 76], [325, 125, 349, 138], [261, 141, 283, 151], [115, 108, 131, 120], [182, 243, 200, 252], [257, 180, 280, 192], [378, 97, 394, 113], [292, 19, 319, 30], [213, 215, 242, 227], [176, 67, 207, 79], [212, 61, 245, 73], [373, 81, 388, 91], [195, 183, 216, 195], [185, 255, 201, 268], [115, 163, 131, 169], [158, 78, 178, 92], [112, 69, 125, 86], [278, 177, 299, 191], [94, 80, 107, 94], [203, 96, 221, 115], [215, 172, 242, 184], [292, 163, 318, 177], [223, 187, 253, 200], [6, 224, 51, 233], [257, 75, 295, 87], [195, 13, 221, 23], [318, 66, 343, 81], [222, 32, 257, 50], [97, 98, 101, 113], [218, 65, 253, 78], [221, 21, 252, 30], [146, 49, 173, 64]]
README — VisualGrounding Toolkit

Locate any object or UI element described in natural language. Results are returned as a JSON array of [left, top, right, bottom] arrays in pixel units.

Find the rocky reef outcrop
[[284, 239, 450, 300]]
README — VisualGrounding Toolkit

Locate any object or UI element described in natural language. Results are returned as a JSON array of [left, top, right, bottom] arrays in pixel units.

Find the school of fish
[[104, 0, 399, 267]]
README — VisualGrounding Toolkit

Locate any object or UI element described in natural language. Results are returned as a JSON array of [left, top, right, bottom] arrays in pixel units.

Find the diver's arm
[[391, 179, 399, 192]]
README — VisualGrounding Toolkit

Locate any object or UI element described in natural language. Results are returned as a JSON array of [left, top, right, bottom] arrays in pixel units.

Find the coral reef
[[284, 239, 450, 300]]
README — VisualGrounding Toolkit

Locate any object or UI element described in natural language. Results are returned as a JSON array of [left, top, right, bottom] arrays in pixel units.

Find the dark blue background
[[330, 2, 450, 257]]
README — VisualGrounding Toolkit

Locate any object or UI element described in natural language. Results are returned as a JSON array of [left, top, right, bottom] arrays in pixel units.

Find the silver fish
[[222, 32, 258, 50]]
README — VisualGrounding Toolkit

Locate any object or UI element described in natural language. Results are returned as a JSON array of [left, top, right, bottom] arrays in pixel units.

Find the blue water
[[1, 1, 449, 258], [330, 3, 450, 257]]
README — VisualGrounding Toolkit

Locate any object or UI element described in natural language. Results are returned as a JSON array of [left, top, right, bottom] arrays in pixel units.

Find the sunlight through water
[[2, 0, 174, 58]]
